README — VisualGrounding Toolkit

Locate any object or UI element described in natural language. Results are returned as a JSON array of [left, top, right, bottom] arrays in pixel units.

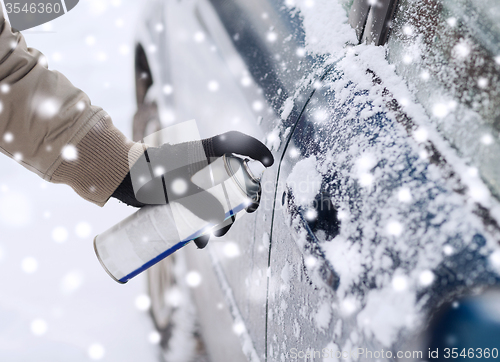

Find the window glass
[[208, 0, 315, 113], [444, 0, 500, 56], [387, 0, 500, 198], [340, 0, 355, 14]]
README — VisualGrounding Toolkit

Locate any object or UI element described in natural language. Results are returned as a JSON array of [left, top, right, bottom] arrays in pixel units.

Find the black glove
[[111, 131, 273, 247]]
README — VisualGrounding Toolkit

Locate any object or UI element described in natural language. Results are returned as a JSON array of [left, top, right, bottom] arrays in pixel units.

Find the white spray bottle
[[93, 154, 265, 283]]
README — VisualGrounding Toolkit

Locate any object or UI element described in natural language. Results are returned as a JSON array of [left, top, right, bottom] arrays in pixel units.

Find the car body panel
[[268, 61, 500, 358], [182, 244, 249, 361], [146, 0, 330, 359]]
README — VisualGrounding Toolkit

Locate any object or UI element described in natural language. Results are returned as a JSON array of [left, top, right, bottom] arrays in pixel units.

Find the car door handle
[[282, 188, 340, 290], [304, 192, 340, 239], [282, 189, 340, 240]]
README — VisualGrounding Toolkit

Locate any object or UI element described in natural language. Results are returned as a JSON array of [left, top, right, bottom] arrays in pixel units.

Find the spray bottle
[[93, 154, 265, 283]]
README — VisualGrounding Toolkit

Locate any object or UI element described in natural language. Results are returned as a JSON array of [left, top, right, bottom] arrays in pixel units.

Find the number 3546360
[[5, 2, 62, 14], [443, 348, 499, 359]]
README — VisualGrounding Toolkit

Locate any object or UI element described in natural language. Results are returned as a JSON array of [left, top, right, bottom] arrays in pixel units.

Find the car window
[[207, 0, 323, 114], [387, 0, 500, 199]]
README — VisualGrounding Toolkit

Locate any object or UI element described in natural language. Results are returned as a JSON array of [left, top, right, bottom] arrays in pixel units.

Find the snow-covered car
[[132, 0, 500, 360]]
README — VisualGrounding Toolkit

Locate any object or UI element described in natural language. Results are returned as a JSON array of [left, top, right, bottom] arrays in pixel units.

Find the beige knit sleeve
[[0, 8, 143, 206]]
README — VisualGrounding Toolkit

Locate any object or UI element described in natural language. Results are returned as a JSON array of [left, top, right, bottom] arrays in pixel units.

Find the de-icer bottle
[[93, 154, 265, 283]]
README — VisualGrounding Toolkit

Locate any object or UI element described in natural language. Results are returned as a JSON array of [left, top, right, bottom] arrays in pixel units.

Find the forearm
[[0, 8, 142, 206]]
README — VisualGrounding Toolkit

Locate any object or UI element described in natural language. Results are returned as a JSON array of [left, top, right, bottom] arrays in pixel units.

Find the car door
[[267, 1, 500, 360], [161, 0, 330, 359]]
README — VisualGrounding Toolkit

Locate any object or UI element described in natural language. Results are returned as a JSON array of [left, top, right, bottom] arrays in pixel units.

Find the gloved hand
[[111, 131, 274, 248]]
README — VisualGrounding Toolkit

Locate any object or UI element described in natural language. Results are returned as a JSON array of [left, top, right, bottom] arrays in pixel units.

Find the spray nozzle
[[244, 159, 266, 181]]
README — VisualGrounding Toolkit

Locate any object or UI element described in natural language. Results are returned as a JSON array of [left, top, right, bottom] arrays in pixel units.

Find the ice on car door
[[267, 56, 500, 358]]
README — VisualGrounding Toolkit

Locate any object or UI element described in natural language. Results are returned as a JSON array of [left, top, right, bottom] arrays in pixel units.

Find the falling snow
[[0, 2, 163, 361]]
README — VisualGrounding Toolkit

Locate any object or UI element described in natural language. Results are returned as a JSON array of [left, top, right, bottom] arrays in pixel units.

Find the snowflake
[[153, 165, 166, 177], [13, 152, 23, 162], [38, 55, 48, 67], [305, 208, 318, 221], [115, 18, 124, 27], [74, 101, 85, 111], [447, 17, 457, 27], [413, 127, 428, 142], [397, 188, 413, 203], [223, 242, 241, 258], [386, 220, 403, 236], [467, 167, 479, 177], [481, 134, 493, 145], [419, 270, 435, 286], [452, 40, 470, 58], [477, 77, 488, 89], [432, 102, 449, 118], [170, 178, 188, 195], [22, 257, 38, 273], [304, 256, 317, 268], [252, 100, 264, 112], [119, 44, 130, 55], [398, 97, 409, 107], [1, 84, 10, 93], [37, 98, 60, 118], [391, 275, 408, 291], [186, 270, 202, 287], [266, 32, 278, 42], [443, 245, 455, 255], [88, 343, 105, 360], [75, 221, 92, 238], [3, 132, 13, 143], [341, 297, 358, 316], [155, 23, 164, 33], [148, 331, 161, 344], [52, 52, 62, 62], [61, 271, 84, 294], [403, 54, 412, 64], [296, 47, 306, 57], [289, 147, 299, 158], [41, 22, 53, 31], [52, 226, 68, 243], [193, 31, 205, 42], [489, 250, 500, 273], [359, 173, 374, 187], [135, 294, 151, 311], [162, 84, 173, 95], [207, 80, 219, 92], [62, 145, 78, 161], [85, 35, 96, 46], [96, 51, 107, 62], [402, 25, 414, 36], [147, 44, 157, 54], [232, 322, 246, 335], [31, 318, 48, 336], [241, 76, 252, 87], [313, 109, 328, 122]]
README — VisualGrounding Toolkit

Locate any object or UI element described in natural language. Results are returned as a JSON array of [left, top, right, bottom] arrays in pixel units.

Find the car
[[131, 0, 500, 360]]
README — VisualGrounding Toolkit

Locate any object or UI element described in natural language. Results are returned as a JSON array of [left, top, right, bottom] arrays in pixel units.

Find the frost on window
[[387, 0, 500, 198]]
